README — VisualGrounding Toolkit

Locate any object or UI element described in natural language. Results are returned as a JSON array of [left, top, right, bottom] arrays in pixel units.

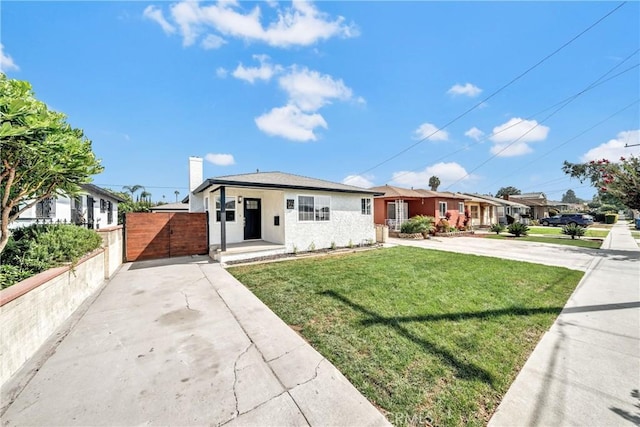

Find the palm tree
[[174, 190, 180, 203], [122, 185, 144, 202], [428, 176, 441, 191], [140, 190, 151, 203]]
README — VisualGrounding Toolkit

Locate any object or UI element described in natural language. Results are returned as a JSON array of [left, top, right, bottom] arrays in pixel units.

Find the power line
[[390, 62, 638, 183], [94, 184, 189, 191], [443, 55, 640, 190], [345, 1, 628, 182]]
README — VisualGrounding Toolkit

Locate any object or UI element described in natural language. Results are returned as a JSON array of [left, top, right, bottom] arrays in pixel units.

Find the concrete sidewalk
[[489, 221, 640, 426], [1, 257, 389, 426]]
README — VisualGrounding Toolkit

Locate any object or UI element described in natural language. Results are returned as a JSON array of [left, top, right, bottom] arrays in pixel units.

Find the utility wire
[[443, 56, 640, 190], [344, 1, 627, 182], [390, 61, 638, 183]]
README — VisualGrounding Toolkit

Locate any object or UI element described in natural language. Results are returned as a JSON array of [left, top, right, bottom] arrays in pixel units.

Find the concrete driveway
[[1, 257, 389, 426]]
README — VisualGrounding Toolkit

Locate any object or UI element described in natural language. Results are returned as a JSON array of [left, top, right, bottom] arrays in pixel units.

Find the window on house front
[[100, 199, 107, 213], [215, 196, 235, 222], [298, 196, 330, 222], [470, 205, 479, 219], [361, 198, 371, 215], [36, 198, 56, 218], [458, 202, 464, 213], [107, 201, 113, 224], [439, 201, 447, 218]]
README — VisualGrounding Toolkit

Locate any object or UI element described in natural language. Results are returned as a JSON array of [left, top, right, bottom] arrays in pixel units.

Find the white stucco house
[[9, 184, 125, 230], [187, 157, 381, 260]]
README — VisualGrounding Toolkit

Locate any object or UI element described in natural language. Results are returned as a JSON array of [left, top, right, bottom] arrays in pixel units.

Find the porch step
[[213, 246, 288, 264]]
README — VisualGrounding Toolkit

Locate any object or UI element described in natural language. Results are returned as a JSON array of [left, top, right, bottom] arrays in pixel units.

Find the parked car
[[540, 214, 594, 227]]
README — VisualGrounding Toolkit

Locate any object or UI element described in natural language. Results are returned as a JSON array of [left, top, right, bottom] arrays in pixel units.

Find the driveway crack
[[232, 343, 253, 418]]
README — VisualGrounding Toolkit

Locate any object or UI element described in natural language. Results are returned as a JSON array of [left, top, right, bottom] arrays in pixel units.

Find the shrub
[[0, 224, 103, 289], [604, 213, 618, 224], [436, 219, 450, 233], [490, 223, 505, 234], [562, 224, 586, 240], [401, 215, 436, 234], [549, 208, 560, 216], [507, 222, 529, 237]]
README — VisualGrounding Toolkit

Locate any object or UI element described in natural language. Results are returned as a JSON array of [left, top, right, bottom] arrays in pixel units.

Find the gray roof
[[464, 193, 530, 208], [456, 193, 501, 206], [193, 172, 382, 195], [149, 202, 189, 211], [81, 183, 126, 203]]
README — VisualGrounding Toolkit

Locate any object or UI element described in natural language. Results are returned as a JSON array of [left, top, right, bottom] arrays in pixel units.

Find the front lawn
[[229, 246, 583, 426], [486, 234, 603, 249], [528, 226, 609, 238]]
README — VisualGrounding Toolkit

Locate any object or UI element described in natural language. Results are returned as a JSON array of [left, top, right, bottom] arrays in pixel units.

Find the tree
[[174, 190, 180, 203], [0, 76, 103, 253], [122, 184, 144, 202], [428, 176, 441, 191], [495, 186, 521, 198], [561, 189, 581, 204], [562, 156, 640, 210]]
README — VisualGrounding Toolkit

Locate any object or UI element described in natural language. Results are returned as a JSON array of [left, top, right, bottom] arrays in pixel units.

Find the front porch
[[211, 240, 287, 264]]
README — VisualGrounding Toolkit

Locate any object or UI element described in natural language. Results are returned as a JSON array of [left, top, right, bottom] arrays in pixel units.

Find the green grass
[[486, 234, 603, 249], [631, 231, 640, 239], [229, 247, 583, 427], [528, 226, 609, 238]]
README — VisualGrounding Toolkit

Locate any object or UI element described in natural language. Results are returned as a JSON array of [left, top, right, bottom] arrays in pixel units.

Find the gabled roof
[[457, 193, 501, 206], [510, 196, 549, 207], [369, 185, 467, 200], [193, 172, 382, 195], [149, 202, 189, 211], [516, 192, 546, 199], [80, 183, 126, 203], [464, 193, 530, 208]]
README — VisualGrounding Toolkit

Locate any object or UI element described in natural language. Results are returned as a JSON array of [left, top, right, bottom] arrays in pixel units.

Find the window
[[215, 196, 236, 222], [458, 202, 464, 213], [298, 196, 330, 222], [470, 205, 479, 219], [100, 199, 107, 213], [361, 198, 371, 215], [36, 198, 56, 218], [107, 201, 113, 224], [439, 201, 447, 218]]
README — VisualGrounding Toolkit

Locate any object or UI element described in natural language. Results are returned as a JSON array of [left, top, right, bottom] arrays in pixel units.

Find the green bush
[[562, 224, 586, 240], [490, 223, 505, 234], [401, 215, 436, 234], [0, 224, 103, 289], [604, 213, 618, 224], [507, 222, 529, 237]]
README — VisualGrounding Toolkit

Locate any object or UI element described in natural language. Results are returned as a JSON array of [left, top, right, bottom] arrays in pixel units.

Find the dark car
[[540, 213, 594, 227]]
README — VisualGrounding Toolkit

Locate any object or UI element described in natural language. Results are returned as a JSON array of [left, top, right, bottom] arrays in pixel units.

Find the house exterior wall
[[283, 191, 375, 252], [373, 197, 466, 228]]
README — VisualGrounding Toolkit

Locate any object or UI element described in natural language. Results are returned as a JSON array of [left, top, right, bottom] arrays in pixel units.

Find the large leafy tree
[[0, 75, 103, 253], [428, 176, 440, 191], [495, 186, 521, 198], [561, 189, 581, 204], [562, 156, 640, 210]]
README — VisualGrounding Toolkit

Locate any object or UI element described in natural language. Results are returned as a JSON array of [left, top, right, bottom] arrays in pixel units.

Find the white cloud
[[205, 153, 235, 166], [343, 174, 374, 188], [447, 83, 482, 97], [143, 5, 176, 34], [278, 66, 353, 111], [201, 34, 227, 49], [216, 67, 228, 78], [580, 130, 639, 162], [147, 0, 357, 49], [413, 123, 448, 141], [0, 44, 19, 72], [465, 127, 485, 142], [232, 54, 282, 83], [489, 117, 550, 157], [255, 104, 327, 141], [391, 162, 475, 190]]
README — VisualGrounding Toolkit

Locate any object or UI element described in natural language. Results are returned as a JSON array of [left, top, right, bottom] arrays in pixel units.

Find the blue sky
[[2, 1, 639, 202]]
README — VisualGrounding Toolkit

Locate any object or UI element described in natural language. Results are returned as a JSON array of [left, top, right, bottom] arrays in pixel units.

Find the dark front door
[[86, 196, 94, 229], [244, 198, 261, 240]]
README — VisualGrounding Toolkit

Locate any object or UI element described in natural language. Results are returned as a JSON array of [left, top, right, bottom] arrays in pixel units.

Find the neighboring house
[[548, 200, 587, 212], [9, 183, 124, 230], [187, 157, 381, 253], [370, 185, 469, 230], [510, 192, 551, 220], [149, 202, 189, 213], [465, 193, 530, 224], [455, 193, 500, 227]]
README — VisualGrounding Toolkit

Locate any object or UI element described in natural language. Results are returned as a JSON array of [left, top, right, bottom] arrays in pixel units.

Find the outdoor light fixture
[[238, 196, 243, 203]]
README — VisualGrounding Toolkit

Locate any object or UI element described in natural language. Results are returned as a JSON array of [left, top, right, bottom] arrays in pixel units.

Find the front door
[[244, 198, 261, 240], [86, 196, 94, 229]]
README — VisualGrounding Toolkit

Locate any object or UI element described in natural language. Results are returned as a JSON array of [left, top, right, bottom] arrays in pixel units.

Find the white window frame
[[361, 198, 372, 215], [298, 195, 331, 222], [439, 201, 447, 218], [458, 202, 464, 214], [215, 196, 236, 222], [470, 205, 479, 219]]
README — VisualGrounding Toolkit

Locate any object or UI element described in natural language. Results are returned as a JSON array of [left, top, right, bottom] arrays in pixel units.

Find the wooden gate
[[125, 212, 208, 262]]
